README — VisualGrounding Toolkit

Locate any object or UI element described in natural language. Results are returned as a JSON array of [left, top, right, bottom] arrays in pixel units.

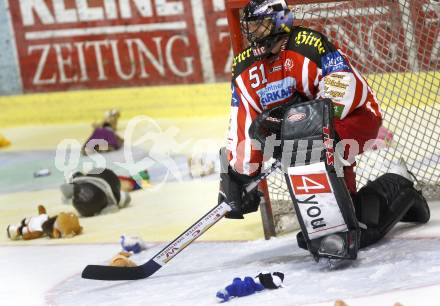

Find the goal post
[[225, 0, 440, 238]]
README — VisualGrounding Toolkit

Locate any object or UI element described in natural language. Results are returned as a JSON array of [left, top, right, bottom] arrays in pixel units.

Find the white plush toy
[[120, 235, 148, 254]]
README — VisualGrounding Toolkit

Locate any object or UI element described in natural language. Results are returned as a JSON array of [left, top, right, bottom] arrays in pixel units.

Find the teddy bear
[[83, 109, 123, 155], [60, 168, 131, 217], [109, 251, 137, 267], [6, 205, 82, 240]]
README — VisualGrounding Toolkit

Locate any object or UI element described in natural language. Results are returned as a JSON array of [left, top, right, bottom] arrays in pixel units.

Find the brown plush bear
[[6, 205, 82, 240], [109, 251, 137, 267]]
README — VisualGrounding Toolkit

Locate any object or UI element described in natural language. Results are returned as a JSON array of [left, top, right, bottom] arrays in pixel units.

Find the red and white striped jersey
[[227, 26, 382, 176]]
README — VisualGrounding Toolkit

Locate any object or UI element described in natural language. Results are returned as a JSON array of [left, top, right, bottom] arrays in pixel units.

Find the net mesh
[[266, 0, 440, 215]]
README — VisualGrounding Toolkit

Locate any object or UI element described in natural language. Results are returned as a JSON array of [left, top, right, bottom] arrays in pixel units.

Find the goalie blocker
[[251, 98, 360, 261]]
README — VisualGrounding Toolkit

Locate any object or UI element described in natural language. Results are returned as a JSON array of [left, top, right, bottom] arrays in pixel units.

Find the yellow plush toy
[[109, 251, 137, 267], [0, 133, 11, 148], [6, 205, 82, 240]]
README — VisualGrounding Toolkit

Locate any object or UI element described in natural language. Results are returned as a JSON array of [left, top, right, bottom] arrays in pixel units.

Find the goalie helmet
[[241, 0, 294, 59]]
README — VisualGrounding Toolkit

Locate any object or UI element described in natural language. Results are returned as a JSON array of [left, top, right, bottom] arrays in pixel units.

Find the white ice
[[2, 202, 440, 306]]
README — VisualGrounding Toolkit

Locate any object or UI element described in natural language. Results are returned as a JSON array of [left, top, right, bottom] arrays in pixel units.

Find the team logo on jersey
[[284, 58, 294, 71], [321, 51, 351, 75], [231, 84, 239, 107], [256, 77, 296, 107], [287, 112, 307, 122]]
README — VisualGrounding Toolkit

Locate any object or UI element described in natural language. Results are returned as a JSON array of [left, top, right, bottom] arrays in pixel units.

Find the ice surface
[[1, 199, 439, 306], [0, 149, 211, 194], [2, 203, 437, 306], [47, 234, 440, 306]]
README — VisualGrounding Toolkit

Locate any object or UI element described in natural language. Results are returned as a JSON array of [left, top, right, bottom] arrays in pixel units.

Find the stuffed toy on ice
[[0, 133, 11, 148], [120, 235, 148, 254], [216, 272, 284, 302], [6, 205, 82, 240], [109, 251, 137, 267], [60, 168, 131, 217], [95, 108, 120, 131], [119, 170, 151, 192], [187, 156, 215, 178], [83, 109, 123, 155]]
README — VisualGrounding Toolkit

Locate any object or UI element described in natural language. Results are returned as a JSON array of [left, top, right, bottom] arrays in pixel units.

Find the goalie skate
[[318, 234, 346, 258], [316, 230, 360, 261]]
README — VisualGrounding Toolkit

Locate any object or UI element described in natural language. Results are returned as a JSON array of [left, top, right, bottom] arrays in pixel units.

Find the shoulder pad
[[287, 27, 337, 68], [232, 47, 256, 78]]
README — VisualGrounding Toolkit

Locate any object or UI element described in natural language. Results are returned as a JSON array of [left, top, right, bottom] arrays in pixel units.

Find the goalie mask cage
[[226, 0, 440, 239]]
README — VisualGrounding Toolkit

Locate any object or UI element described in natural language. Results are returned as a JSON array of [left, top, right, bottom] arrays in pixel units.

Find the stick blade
[[81, 260, 162, 281]]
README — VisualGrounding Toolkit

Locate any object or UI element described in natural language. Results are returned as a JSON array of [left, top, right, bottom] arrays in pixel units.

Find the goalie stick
[[81, 160, 281, 281]]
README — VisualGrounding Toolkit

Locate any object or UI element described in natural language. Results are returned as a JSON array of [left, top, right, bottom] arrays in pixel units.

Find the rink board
[[0, 71, 438, 127]]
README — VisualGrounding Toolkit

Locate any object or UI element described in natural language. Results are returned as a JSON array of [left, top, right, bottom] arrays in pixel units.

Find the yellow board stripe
[[0, 83, 230, 127], [0, 71, 438, 127], [366, 70, 440, 109]]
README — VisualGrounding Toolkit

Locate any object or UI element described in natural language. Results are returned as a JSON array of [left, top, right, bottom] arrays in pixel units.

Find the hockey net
[[226, 0, 440, 238]]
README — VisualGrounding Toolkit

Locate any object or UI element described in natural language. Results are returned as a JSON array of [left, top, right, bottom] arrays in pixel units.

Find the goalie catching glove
[[218, 148, 263, 219]]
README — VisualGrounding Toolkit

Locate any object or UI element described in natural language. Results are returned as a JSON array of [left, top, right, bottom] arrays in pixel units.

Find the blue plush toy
[[216, 277, 264, 302], [120, 235, 147, 254], [216, 272, 284, 302]]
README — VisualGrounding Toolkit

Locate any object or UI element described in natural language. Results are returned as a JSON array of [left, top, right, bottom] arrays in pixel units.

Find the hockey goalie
[[218, 0, 430, 261]]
